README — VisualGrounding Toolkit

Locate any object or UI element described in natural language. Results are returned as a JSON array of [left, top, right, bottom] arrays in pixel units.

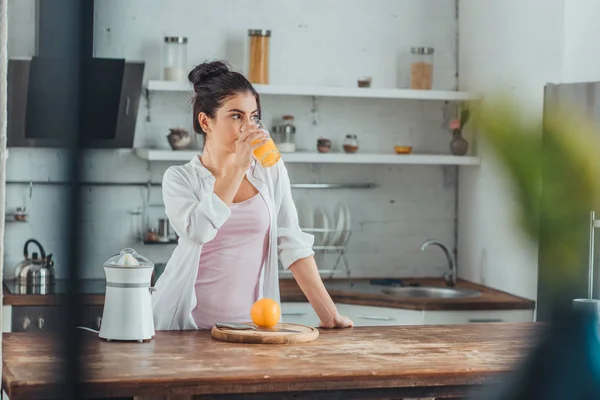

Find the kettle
[[14, 239, 55, 289]]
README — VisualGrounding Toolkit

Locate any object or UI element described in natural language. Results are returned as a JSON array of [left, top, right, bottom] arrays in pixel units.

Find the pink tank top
[[192, 193, 270, 329]]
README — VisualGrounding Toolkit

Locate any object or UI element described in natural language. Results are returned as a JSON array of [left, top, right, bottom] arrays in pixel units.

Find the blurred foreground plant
[[470, 96, 600, 400], [471, 97, 600, 301]]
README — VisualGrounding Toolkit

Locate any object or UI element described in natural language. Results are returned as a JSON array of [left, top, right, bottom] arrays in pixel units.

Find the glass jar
[[163, 36, 188, 81], [410, 47, 434, 90], [317, 138, 332, 153], [248, 29, 271, 84], [14, 207, 28, 222], [278, 115, 296, 153], [343, 135, 359, 153]]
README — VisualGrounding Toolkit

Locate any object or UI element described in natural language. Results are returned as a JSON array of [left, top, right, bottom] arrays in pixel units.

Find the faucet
[[420, 239, 457, 287]]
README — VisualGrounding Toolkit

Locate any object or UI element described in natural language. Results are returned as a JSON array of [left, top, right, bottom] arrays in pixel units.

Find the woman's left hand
[[319, 314, 353, 329]]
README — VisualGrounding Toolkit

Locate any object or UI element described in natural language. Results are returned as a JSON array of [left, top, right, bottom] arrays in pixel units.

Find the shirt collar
[[189, 153, 257, 179]]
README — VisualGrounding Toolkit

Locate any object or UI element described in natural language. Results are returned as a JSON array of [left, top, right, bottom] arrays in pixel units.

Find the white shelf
[[133, 149, 480, 166], [146, 80, 480, 101], [134, 148, 196, 162]]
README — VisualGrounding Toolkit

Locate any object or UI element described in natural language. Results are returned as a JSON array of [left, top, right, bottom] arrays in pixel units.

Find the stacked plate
[[295, 198, 351, 248]]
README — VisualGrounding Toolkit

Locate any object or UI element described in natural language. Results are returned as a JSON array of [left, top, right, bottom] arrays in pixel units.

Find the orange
[[250, 298, 281, 328]]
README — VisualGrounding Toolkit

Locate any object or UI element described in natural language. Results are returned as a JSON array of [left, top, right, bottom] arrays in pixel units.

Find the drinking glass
[[241, 119, 281, 167]]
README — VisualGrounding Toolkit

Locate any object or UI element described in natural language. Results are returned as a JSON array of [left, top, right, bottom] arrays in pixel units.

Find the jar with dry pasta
[[248, 29, 271, 84], [410, 47, 434, 90]]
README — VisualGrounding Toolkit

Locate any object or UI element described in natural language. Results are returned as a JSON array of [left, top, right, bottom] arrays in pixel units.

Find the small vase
[[450, 130, 469, 156]]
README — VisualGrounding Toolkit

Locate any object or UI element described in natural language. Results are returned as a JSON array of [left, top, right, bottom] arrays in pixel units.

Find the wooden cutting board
[[211, 323, 319, 344]]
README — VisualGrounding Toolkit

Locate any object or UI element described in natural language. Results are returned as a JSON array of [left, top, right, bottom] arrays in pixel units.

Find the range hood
[[7, 57, 144, 148], [7, 0, 145, 148]]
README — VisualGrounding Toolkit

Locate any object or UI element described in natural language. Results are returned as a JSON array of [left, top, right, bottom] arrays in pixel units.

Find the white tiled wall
[[4, 0, 459, 280]]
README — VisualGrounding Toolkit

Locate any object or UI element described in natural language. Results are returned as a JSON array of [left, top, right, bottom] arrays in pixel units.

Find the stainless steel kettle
[[14, 239, 55, 288]]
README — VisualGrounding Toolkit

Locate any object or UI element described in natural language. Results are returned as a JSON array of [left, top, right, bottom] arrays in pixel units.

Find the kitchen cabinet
[[280, 302, 320, 326], [282, 302, 534, 327], [336, 304, 424, 327], [422, 309, 534, 325], [2, 305, 104, 333], [3, 305, 12, 333]]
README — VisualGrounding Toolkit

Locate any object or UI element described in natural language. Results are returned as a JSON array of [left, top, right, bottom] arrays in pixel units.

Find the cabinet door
[[336, 304, 424, 327], [2, 306, 12, 333], [423, 310, 534, 325], [280, 302, 320, 327]]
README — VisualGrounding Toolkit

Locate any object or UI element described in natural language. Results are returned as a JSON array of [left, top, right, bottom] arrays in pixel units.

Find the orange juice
[[252, 137, 280, 167], [243, 119, 280, 167]]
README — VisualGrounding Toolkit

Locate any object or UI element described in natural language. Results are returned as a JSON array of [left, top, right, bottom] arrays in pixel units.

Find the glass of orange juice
[[242, 119, 281, 167]]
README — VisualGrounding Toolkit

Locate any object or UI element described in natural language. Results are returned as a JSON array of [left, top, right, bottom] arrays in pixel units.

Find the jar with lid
[[248, 29, 271, 84], [317, 138, 332, 153], [163, 36, 188, 81], [410, 47, 434, 90], [343, 135, 359, 153], [14, 207, 28, 222], [277, 115, 296, 153]]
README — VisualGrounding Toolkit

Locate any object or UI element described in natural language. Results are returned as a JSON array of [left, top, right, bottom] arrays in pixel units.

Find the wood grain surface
[[211, 323, 319, 344], [2, 323, 540, 399]]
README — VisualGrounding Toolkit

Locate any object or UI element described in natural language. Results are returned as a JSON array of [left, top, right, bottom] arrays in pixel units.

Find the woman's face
[[199, 91, 259, 153]]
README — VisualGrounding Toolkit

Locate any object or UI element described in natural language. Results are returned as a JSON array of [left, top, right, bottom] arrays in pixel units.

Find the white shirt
[[151, 155, 315, 330]]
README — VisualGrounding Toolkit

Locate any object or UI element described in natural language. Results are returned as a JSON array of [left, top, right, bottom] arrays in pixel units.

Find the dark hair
[[188, 60, 261, 147]]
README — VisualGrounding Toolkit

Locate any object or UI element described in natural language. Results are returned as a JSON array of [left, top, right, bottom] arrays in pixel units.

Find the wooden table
[[2, 323, 539, 399]]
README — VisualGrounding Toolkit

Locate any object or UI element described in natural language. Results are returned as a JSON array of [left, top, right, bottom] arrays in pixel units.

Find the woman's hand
[[234, 122, 268, 170], [319, 314, 354, 329]]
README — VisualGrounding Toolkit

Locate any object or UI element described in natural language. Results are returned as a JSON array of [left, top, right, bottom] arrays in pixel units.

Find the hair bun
[[188, 61, 230, 86]]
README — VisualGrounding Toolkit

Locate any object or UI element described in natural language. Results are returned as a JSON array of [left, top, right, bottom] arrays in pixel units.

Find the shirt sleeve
[[162, 167, 231, 245], [275, 161, 315, 269]]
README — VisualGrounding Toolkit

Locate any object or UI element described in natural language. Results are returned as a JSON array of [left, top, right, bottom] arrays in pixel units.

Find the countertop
[[2, 277, 535, 311], [284, 278, 536, 311], [2, 323, 539, 399]]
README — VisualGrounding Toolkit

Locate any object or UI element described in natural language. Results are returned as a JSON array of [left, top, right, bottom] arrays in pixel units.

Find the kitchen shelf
[[146, 81, 481, 101], [140, 239, 178, 245], [4, 214, 28, 223], [133, 148, 480, 166]]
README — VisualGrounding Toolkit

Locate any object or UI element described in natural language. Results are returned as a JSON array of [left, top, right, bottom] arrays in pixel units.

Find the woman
[[152, 60, 353, 330]]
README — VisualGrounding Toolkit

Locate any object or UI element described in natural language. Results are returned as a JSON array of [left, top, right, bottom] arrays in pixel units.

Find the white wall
[[4, 0, 462, 280], [457, 0, 566, 300], [6, 0, 35, 58], [562, 0, 600, 83]]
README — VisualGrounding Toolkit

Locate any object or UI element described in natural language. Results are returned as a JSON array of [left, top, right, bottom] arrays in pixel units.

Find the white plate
[[338, 204, 351, 246], [313, 207, 330, 246], [331, 203, 346, 247]]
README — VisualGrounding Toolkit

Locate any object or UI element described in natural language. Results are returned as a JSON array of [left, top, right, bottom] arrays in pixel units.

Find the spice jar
[[248, 29, 271, 84], [317, 138, 332, 153], [14, 207, 28, 222], [145, 229, 159, 243], [343, 135, 359, 153], [410, 47, 434, 90], [163, 36, 188, 81]]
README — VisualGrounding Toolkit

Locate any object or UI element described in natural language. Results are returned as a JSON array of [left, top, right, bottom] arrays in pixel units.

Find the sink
[[381, 286, 481, 299]]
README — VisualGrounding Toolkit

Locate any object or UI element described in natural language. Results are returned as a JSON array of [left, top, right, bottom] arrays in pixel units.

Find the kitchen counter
[[3, 277, 534, 311], [2, 279, 106, 306], [283, 278, 535, 311], [2, 323, 539, 399]]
